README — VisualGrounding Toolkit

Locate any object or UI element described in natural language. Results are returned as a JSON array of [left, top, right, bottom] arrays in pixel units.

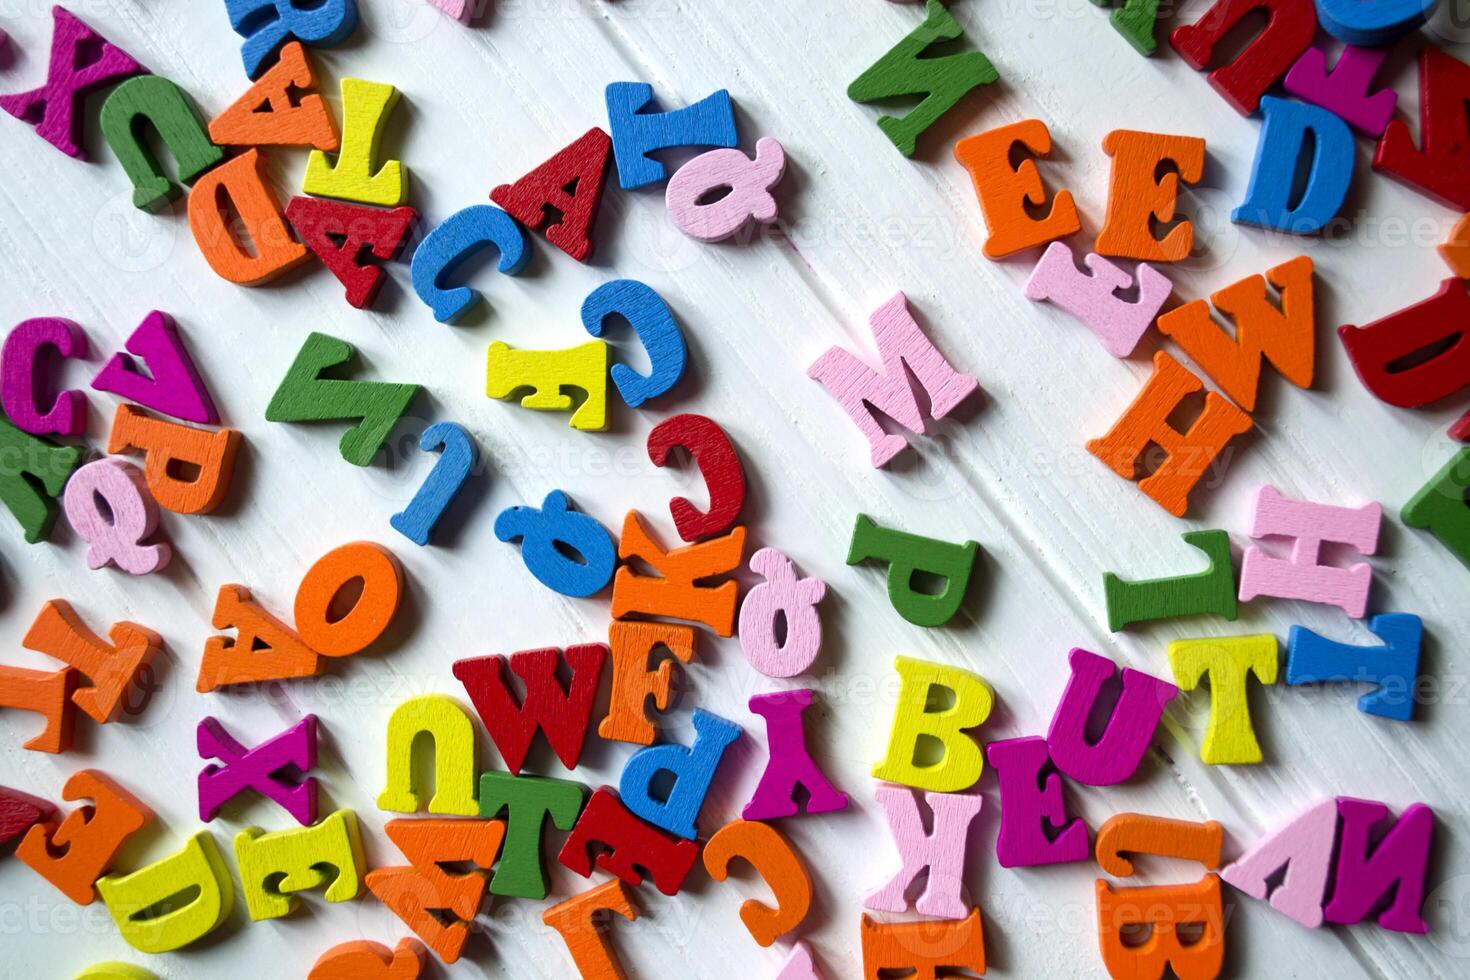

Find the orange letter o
[[295, 542, 403, 657]]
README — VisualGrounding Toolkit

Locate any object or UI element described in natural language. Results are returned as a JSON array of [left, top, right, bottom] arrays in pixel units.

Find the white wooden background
[[0, 0, 1468, 977]]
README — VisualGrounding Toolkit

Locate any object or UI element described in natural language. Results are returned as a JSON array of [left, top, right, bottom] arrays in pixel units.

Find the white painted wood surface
[[1, 1, 1468, 976]]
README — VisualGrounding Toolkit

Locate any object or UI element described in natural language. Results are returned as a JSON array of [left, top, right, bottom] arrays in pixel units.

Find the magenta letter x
[[198, 714, 318, 825], [0, 7, 144, 158]]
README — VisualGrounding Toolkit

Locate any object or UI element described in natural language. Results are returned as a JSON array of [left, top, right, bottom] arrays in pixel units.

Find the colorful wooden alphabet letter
[[234, 808, 364, 920], [453, 644, 607, 774], [63, 460, 171, 575], [777, 942, 824, 980], [196, 585, 318, 692], [743, 689, 848, 820], [605, 82, 737, 189], [1169, 0, 1316, 114], [1325, 798, 1433, 933], [96, 831, 235, 953], [490, 128, 611, 261], [1095, 130, 1205, 262], [985, 736, 1090, 868], [1168, 634, 1278, 763], [188, 149, 309, 285], [484, 340, 609, 431], [581, 279, 687, 408], [208, 41, 339, 151], [99, 75, 223, 212], [1048, 648, 1177, 785], [872, 655, 992, 793], [378, 695, 479, 816], [1096, 875, 1225, 980], [1087, 351, 1253, 517], [646, 413, 747, 541], [557, 787, 699, 896], [1316, 0, 1432, 44], [1239, 485, 1381, 617], [302, 77, 404, 206], [0, 785, 54, 848], [284, 197, 418, 308], [1095, 813, 1223, 877], [266, 332, 420, 466], [107, 405, 241, 515], [619, 708, 742, 839], [1156, 256, 1315, 412], [294, 541, 403, 657], [478, 770, 585, 900], [808, 292, 978, 467], [847, 0, 998, 157], [427, 0, 472, 21], [543, 879, 639, 980], [666, 138, 786, 242], [23, 598, 161, 726], [494, 490, 617, 597], [1024, 243, 1172, 358], [1286, 613, 1422, 721], [1097, 0, 1163, 54], [598, 621, 698, 745], [1374, 46, 1470, 211], [72, 964, 157, 980], [0, 7, 143, 159], [611, 511, 746, 635], [739, 549, 826, 677], [198, 714, 318, 824], [0, 661, 75, 752], [309, 938, 426, 980], [3, 317, 87, 436], [1404, 449, 1470, 567], [18, 770, 152, 905], [410, 205, 529, 324], [1339, 278, 1470, 440], [1443, 212, 1470, 279], [1105, 530, 1237, 631], [91, 311, 218, 425], [365, 818, 504, 963], [703, 819, 812, 947], [225, 0, 357, 80], [860, 909, 986, 980], [0, 417, 82, 543], [1220, 797, 1337, 927], [391, 421, 478, 546], [848, 514, 978, 628], [1233, 98, 1354, 234], [866, 784, 982, 919], [1284, 45, 1397, 137], [954, 119, 1080, 260]]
